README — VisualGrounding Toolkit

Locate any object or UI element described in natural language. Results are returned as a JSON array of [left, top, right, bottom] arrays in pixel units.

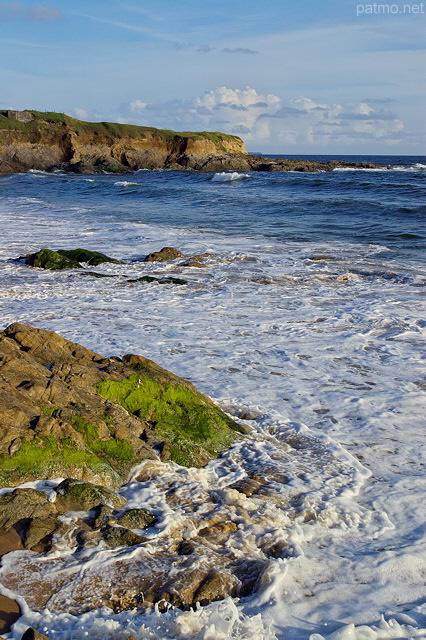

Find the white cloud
[[111, 86, 413, 153]]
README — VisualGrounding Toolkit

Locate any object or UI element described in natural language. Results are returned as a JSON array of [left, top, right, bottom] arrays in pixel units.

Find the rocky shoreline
[[0, 323, 255, 635], [0, 110, 381, 174]]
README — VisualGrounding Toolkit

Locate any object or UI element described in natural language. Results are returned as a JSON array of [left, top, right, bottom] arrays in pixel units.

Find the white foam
[[212, 172, 251, 182], [114, 181, 139, 187], [0, 184, 425, 639]]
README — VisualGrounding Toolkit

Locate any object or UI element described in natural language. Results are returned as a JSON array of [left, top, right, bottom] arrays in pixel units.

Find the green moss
[[25, 248, 82, 270], [70, 415, 134, 463], [96, 375, 243, 467], [57, 248, 121, 266], [0, 436, 109, 484], [40, 406, 60, 416]]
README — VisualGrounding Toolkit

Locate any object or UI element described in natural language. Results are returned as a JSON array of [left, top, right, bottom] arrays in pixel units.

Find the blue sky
[[1, 0, 425, 153]]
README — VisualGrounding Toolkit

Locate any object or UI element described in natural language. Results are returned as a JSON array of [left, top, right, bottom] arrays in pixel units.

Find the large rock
[[0, 323, 246, 488], [24, 248, 120, 270]]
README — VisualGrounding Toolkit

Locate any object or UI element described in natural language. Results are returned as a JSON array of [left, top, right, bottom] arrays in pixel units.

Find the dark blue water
[[1, 155, 424, 262]]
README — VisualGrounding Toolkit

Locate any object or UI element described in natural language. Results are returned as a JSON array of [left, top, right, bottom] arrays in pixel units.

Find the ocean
[[0, 156, 425, 640]]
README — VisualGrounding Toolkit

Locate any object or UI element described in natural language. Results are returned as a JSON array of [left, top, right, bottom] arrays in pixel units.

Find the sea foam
[[212, 172, 251, 182]]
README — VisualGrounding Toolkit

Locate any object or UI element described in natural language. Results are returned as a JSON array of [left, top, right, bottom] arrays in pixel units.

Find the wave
[[212, 172, 252, 182], [114, 181, 139, 187], [333, 164, 426, 173]]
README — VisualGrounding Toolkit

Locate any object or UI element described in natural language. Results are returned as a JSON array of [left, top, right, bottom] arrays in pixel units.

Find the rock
[[0, 323, 245, 488], [144, 247, 186, 262], [21, 628, 52, 640], [54, 479, 126, 512], [100, 524, 147, 547], [56, 248, 121, 266], [0, 595, 21, 635], [128, 275, 187, 285], [24, 248, 121, 270], [117, 508, 156, 529], [0, 489, 49, 529], [25, 249, 82, 270]]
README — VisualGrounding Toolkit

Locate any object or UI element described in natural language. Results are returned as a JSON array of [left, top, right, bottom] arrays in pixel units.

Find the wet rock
[[144, 246, 186, 262], [117, 508, 156, 529], [0, 323, 244, 487], [24, 249, 82, 270], [54, 479, 126, 512], [56, 248, 121, 266], [128, 275, 187, 285], [100, 524, 147, 547], [0, 489, 49, 529], [24, 248, 120, 270], [0, 595, 21, 635], [0, 488, 61, 553]]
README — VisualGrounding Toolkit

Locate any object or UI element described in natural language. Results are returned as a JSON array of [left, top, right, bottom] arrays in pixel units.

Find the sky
[[1, 0, 425, 154]]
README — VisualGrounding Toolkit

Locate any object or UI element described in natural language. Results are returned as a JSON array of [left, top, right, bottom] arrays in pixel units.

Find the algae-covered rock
[[24, 248, 120, 270], [96, 373, 245, 467], [0, 323, 245, 488], [25, 248, 82, 270], [57, 248, 121, 266]]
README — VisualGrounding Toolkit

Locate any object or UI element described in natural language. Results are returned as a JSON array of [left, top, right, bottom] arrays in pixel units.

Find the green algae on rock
[[25, 248, 82, 270], [96, 374, 245, 467], [24, 248, 121, 270], [0, 323, 246, 488]]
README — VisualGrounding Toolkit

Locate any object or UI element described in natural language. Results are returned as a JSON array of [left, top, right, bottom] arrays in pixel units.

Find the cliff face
[[0, 110, 247, 174]]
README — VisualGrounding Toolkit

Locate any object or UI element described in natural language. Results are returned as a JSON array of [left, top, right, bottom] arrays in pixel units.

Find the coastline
[[0, 110, 382, 175]]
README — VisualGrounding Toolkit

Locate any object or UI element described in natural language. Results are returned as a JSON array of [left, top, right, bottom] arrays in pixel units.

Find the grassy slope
[[0, 110, 242, 151]]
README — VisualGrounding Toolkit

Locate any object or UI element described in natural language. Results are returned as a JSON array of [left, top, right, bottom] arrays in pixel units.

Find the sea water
[[0, 156, 425, 639]]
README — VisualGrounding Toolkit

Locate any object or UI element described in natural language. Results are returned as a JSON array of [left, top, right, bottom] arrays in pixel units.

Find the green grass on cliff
[[96, 374, 243, 467], [0, 110, 243, 152]]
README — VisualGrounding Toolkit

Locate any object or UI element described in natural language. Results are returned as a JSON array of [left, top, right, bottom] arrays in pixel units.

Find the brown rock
[[0, 595, 21, 634], [144, 246, 185, 262]]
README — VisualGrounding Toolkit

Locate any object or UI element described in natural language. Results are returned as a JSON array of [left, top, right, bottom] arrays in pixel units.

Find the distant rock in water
[[0, 323, 246, 489], [143, 246, 186, 262]]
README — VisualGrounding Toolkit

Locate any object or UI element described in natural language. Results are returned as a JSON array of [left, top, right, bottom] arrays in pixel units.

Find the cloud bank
[[70, 86, 414, 153]]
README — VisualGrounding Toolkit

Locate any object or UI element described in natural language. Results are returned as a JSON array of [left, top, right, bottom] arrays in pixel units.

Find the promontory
[[0, 110, 380, 174]]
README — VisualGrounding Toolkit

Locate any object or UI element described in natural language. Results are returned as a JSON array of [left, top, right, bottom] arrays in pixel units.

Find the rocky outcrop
[[0, 323, 246, 488], [0, 110, 382, 174], [0, 110, 246, 174]]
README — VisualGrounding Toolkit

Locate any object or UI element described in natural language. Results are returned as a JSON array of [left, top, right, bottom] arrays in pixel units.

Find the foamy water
[[0, 160, 425, 639]]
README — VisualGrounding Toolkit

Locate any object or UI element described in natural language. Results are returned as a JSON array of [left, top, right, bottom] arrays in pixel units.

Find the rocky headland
[[0, 110, 380, 174]]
